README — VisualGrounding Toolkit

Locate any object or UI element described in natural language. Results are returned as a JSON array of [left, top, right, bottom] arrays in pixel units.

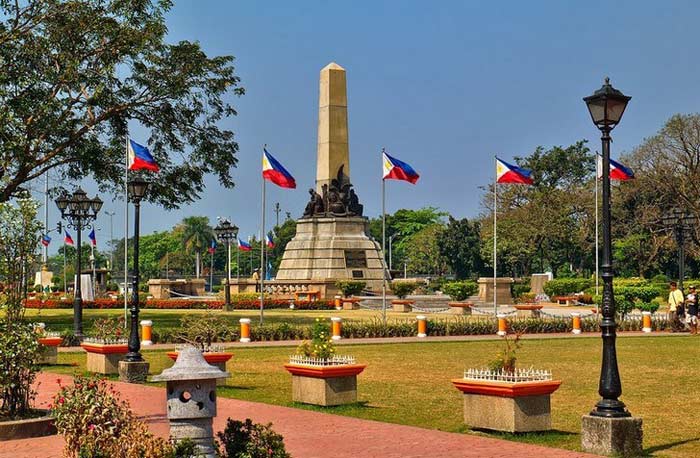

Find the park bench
[[554, 296, 578, 306]]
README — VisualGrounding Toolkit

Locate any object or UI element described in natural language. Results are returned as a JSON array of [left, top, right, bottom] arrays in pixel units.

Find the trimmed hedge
[[442, 281, 478, 301], [23, 298, 335, 310], [543, 278, 592, 297]]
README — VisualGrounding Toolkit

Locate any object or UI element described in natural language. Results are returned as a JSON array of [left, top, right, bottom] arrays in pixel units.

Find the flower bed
[[23, 298, 335, 310]]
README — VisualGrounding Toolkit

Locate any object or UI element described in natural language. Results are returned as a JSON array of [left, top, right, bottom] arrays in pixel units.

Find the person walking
[[668, 281, 685, 332], [687, 285, 698, 335]]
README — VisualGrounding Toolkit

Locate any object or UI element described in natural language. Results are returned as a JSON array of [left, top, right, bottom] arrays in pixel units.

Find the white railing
[[40, 331, 61, 338], [288, 355, 356, 366], [464, 367, 552, 382], [82, 337, 128, 345], [175, 343, 226, 353]]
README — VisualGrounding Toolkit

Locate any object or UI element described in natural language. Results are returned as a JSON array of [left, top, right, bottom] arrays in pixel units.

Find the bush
[[650, 274, 668, 284], [442, 281, 478, 301], [105, 282, 119, 292], [217, 418, 290, 458], [391, 281, 418, 299], [295, 318, 335, 359], [638, 301, 660, 313], [516, 292, 537, 304], [542, 278, 592, 297], [512, 279, 531, 298], [334, 280, 366, 297], [612, 277, 649, 288], [178, 313, 231, 351], [616, 286, 662, 303], [0, 320, 41, 417], [89, 316, 125, 342], [52, 376, 185, 458]]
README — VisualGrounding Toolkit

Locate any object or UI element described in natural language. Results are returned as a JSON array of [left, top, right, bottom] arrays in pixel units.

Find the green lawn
[[46, 335, 698, 457]]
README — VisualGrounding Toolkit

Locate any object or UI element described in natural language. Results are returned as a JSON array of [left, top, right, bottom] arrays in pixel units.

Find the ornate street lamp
[[125, 177, 149, 363], [55, 188, 103, 340], [661, 209, 696, 290], [583, 78, 631, 418], [214, 218, 238, 311]]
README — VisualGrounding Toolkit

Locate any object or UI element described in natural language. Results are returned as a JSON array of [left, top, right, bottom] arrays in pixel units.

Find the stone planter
[[513, 304, 544, 318], [81, 342, 128, 375], [448, 301, 473, 315], [167, 351, 233, 385], [284, 357, 366, 406], [391, 299, 414, 312], [0, 409, 56, 441], [452, 370, 561, 433], [37, 336, 63, 365]]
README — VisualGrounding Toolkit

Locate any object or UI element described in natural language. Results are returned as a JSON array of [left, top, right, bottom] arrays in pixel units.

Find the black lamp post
[[583, 77, 631, 418], [214, 218, 239, 311], [125, 177, 149, 362], [661, 209, 696, 291], [55, 188, 103, 340]]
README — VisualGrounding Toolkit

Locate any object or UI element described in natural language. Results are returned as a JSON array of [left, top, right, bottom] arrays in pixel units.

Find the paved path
[[3, 372, 596, 458], [57, 330, 676, 353]]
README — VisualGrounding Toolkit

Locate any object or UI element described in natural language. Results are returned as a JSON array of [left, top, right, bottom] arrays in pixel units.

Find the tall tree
[[0, 0, 244, 207], [180, 216, 214, 278], [403, 224, 448, 276], [437, 217, 484, 279]]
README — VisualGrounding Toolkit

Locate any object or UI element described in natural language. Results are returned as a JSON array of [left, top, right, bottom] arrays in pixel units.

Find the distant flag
[[266, 233, 275, 249], [238, 238, 252, 252], [64, 231, 74, 246], [496, 158, 534, 185], [88, 228, 97, 246], [41, 234, 51, 247], [382, 151, 420, 184], [128, 139, 160, 172], [208, 239, 217, 254], [597, 154, 635, 181], [262, 148, 296, 188]]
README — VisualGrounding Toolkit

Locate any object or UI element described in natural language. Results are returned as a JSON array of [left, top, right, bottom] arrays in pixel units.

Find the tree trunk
[[195, 251, 200, 278]]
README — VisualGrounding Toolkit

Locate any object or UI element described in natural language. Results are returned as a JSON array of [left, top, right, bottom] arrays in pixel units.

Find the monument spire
[[316, 62, 349, 193]]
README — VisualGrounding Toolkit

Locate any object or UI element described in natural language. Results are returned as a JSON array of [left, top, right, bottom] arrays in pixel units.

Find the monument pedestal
[[581, 415, 643, 457], [34, 267, 53, 292], [477, 277, 514, 305], [118, 360, 150, 383], [275, 217, 387, 295]]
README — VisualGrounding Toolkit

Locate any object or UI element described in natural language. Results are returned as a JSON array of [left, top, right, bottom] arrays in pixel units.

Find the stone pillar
[[316, 62, 349, 193], [477, 277, 514, 305]]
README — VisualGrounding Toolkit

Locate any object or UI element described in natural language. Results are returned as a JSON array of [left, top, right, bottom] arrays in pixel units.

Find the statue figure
[[348, 189, 363, 216], [303, 188, 324, 218], [327, 187, 345, 215]]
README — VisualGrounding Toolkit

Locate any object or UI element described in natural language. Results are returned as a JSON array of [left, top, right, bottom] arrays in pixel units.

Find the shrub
[[612, 277, 649, 288], [442, 281, 478, 301], [178, 313, 231, 351], [391, 281, 418, 299], [516, 292, 537, 304], [105, 282, 119, 292], [650, 274, 668, 284], [89, 317, 126, 342], [488, 333, 522, 373], [0, 320, 41, 417], [542, 278, 592, 297], [334, 280, 366, 297], [616, 286, 662, 303], [52, 376, 188, 458], [638, 301, 660, 313], [296, 318, 335, 359], [512, 280, 531, 298], [217, 418, 290, 458]]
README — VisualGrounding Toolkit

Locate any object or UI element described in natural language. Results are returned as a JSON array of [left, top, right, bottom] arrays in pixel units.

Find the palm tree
[[180, 216, 214, 278]]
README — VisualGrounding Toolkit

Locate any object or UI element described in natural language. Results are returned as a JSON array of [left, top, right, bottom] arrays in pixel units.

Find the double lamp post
[[214, 218, 238, 311]]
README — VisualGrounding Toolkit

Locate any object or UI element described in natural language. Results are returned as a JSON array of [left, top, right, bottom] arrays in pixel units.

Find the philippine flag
[[238, 238, 252, 251], [382, 151, 420, 184], [208, 239, 217, 254], [496, 158, 534, 185], [597, 154, 634, 181], [88, 228, 97, 246], [41, 234, 51, 247], [266, 234, 275, 249], [64, 231, 75, 246], [128, 139, 160, 172], [262, 148, 296, 189]]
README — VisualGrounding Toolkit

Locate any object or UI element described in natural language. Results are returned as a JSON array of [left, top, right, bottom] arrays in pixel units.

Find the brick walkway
[[2, 373, 597, 458]]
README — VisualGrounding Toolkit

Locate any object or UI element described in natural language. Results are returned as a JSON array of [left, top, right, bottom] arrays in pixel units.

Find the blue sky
[[40, 0, 700, 251]]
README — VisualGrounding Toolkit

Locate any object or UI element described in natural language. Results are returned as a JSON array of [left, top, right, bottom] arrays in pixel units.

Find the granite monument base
[[291, 374, 358, 406], [118, 360, 150, 383]]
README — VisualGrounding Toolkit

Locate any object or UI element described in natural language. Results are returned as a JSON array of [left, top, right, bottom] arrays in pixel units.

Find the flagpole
[[493, 156, 498, 318], [210, 247, 214, 293], [382, 170, 387, 325], [91, 229, 96, 297], [63, 238, 67, 297], [236, 244, 240, 281], [124, 136, 129, 326], [260, 173, 266, 324], [595, 153, 600, 298]]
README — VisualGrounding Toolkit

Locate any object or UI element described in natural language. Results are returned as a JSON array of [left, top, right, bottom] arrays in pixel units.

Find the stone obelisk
[[316, 63, 349, 193], [273, 62, 388, 297]]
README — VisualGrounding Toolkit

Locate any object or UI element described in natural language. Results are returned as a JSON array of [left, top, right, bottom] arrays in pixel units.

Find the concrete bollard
[[417, 315, 427, 338], [334, 295, 342, 310], [497, 313, 507, 336], [239, 318, 251, 343], [331, 317, 342, 340], [152, 348, 229, 458], [140, 320, 153, 345], [642, 311, 652, 333], [571, 312, 582, 335]]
